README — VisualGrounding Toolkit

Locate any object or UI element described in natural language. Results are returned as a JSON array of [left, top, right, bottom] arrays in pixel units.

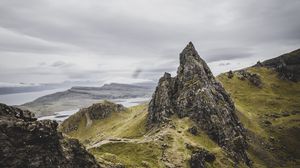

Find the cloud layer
[[0, 0, 299, 83]]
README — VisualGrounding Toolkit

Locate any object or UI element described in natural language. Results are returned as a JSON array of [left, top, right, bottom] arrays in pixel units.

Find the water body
[[0, 88, 69, 105], [38, 109, 79, 122], [112, 97, 150, 107]]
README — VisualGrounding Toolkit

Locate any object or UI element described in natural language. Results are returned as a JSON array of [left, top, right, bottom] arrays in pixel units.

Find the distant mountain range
[[0, 80, 102, 95], [19, 82, 156, 117]]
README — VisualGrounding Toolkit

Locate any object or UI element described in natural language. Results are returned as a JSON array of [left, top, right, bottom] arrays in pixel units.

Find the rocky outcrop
[[236, 70, 262, 88], [61, 101, 126, 133], [0, 103, 100, 168], [227, 70, 234, 79], [148, 42, 250, 165], [188, 126, 198, 135], [189, 148, 216, 168], [80, 100, 125, 120], [256, 48, 300, 82]]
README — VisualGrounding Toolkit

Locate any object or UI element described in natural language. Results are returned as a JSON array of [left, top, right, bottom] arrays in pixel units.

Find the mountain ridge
[[255, 48, 300, 81]]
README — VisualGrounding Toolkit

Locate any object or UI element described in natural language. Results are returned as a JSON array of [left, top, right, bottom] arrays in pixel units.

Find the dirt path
[[87, 124, 174, 150], [88, 137, 145, 149]]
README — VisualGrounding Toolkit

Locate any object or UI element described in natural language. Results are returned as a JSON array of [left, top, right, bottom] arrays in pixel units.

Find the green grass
[[217, 67, 300, 135], [89, 142, 163, 167], [62, 103, 238, 167], [61, 67, 300, 167], [62, 104, 148, 145], [217, 67, 300, 167]]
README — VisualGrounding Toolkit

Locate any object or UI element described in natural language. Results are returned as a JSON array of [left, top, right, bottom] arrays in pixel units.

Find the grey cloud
[[132, 69, 142, 79], [0, 0, 299, 83], [219, 62, 231, 66], [144, 67, 177, 74], [38, 62, 47, 66], [0, 27, 77, 54], [203, 48, 254, 62], [51, 61, 73, 68]]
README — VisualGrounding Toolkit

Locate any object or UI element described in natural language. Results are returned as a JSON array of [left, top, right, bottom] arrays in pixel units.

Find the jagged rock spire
[[148, 42, 251, 166], [179, 42, 198, 64], [177, 42, 215, 88]]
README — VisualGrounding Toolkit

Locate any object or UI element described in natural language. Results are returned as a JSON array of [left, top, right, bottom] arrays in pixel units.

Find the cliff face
[[257, 48, 300, 81], [148, 42, 250, 165], [0, 103, 100, 168]]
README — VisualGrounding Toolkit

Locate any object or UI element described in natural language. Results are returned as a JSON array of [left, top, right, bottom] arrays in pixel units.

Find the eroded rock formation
[[236, 70, 262, 88], [148, 42, 250, 165], [0, 103, 100, 168]]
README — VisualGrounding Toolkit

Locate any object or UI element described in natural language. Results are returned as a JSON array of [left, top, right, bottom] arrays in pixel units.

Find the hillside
[[60, 102, 245, 167], [256, 48, 300, 81], [60, 46, 300, 168], [217, 65, 300, 167]]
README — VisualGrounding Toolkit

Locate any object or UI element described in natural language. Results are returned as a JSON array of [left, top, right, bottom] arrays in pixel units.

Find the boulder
[[190, 148, 216, 168], [228, 70, 234, 79], [188, 126, 198, 135], [0, 103, 100, 168]]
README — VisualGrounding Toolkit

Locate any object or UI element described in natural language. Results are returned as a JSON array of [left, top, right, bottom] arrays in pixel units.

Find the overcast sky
[[0, 0, 299, 84]]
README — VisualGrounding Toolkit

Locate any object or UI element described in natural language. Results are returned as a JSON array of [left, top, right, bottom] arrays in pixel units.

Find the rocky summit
[[0, 103, 100, 168], [148, 42, 250, 165]]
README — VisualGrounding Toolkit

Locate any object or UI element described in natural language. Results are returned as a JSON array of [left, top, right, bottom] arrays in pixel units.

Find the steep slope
[[218, 50, 300, 167], [148, 42, 250, 166], [256, 48, 300, 81], [0, 103, 100, 168]]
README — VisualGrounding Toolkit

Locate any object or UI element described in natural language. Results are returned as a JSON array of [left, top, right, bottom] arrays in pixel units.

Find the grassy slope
[[63, 104, 148, 143], [61, 103, 243, 167], [61, 67, 299, 167], [217, 67, 300, 168]]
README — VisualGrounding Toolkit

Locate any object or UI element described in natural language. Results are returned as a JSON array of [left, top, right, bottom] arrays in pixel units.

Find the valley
[[58, 44, 300, 167], [1, 43, 299, 168]]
